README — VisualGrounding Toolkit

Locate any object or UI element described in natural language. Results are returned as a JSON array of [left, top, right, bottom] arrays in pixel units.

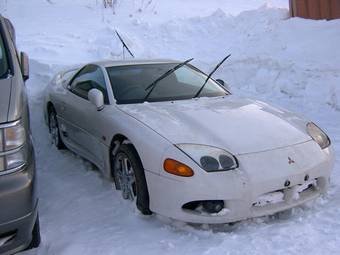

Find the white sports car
[[44, 59, 334, 224]]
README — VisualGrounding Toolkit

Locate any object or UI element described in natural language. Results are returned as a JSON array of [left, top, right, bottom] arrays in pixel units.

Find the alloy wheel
[[114, 153, 137, 201], [49, 112, 59, 146]]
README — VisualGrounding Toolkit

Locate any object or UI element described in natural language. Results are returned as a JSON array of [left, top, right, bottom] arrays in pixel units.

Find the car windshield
[[106, 63, 228, 104], [0, 30, 9, 79]]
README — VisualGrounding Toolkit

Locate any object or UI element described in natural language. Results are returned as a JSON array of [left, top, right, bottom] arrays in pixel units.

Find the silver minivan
[[0, 15, 40, 254]]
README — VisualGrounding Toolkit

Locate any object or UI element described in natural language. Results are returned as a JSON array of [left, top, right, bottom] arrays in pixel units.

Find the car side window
[[70, 65, 109, 104]]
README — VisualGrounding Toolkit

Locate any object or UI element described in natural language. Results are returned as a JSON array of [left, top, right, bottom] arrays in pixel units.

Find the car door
[[59, 64, 110, 168]]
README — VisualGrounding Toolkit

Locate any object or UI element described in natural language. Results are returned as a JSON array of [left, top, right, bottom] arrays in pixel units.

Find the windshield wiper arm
[[193, 54, 231, 98], [143, 58, 194, 102], [115, 30, 135, 58]]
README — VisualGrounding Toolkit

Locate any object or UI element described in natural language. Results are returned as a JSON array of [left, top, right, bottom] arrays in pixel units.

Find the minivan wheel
[[112, 144, 152, 215], [48, 109, 65, 149], [27, 215, 41, 249]]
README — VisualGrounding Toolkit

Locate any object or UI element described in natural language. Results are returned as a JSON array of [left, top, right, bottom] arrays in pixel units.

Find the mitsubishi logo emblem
[[288, 157, 295, 164]]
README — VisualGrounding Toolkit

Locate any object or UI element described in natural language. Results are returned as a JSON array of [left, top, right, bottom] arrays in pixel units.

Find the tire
[[48, 108, 65, 150], [112, 144, 152, 215], [27, 215, 41, 249]]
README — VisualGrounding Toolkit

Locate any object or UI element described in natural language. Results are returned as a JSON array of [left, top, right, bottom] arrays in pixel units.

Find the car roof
[[91, 59, 180, 68]]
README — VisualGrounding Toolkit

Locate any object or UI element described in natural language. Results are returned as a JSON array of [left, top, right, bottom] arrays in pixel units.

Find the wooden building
[[289, 0, 340, 20]]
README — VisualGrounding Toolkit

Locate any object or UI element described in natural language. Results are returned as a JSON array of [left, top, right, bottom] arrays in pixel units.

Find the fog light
[[202, 200, 224, 214]]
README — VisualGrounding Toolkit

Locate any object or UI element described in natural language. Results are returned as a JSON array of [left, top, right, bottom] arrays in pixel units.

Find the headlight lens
[[0, 146, 27, 172], [306, 122, 330, 149], [176, 144, 238, 172], [0, 121, 27, 173], [3, 123, 26, 151], [0, 121, 26, 152], [6, 146, 27, 169]]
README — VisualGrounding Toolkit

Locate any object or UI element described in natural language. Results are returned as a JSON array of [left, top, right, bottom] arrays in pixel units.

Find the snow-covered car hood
[[118, 96, 312, 155]]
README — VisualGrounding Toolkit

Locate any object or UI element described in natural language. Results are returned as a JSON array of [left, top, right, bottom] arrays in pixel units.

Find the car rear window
[[0, 31, 9, 78]]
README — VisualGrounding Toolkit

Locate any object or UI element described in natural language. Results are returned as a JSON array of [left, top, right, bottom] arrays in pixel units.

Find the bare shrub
[[103, 0, 113, 8]]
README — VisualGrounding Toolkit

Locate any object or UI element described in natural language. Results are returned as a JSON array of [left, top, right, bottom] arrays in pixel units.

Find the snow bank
[[329, 85, 340, 111], [4, 1, 339, 110]]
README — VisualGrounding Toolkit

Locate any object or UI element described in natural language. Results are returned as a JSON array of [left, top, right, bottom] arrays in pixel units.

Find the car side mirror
[[20, 52, 29, 81], [216, 79, 225, 86], [216, 79, 231, 91], [88, 89, 104, 111]]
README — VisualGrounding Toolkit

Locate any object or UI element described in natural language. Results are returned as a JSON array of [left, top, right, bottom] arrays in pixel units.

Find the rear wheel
[[112, 144, 152, 215], [48, 108, 65, 150]]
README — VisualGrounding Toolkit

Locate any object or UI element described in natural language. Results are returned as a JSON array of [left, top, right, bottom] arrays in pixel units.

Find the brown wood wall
[[290, 0, 340, 20]]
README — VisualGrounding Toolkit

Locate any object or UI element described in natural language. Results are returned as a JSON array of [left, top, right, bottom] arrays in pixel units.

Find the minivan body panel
[[0, 78, 11, 123], [0, 15, 39, 254]]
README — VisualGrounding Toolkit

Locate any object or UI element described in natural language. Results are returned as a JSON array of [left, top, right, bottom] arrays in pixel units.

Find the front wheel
[[112, 144, 152, 215], [48, 108, 65, 150]]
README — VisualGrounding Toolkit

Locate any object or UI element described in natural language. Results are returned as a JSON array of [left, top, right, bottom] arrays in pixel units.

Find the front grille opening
[[252, 190, 284, 207], [297, 179, 317, 194], [182, 200, 227, 215], [253, 178, 319, 208], [183, 201, 201, 211]]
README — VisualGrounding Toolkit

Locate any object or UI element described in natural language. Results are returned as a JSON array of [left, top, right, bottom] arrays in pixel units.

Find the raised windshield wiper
[[115, 30, 135, 58], [194, 54, 231, 98], [143, 58, 194, 102]]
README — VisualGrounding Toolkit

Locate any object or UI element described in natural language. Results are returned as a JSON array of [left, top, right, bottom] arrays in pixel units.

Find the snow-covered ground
[[1, 0, 340, 254]]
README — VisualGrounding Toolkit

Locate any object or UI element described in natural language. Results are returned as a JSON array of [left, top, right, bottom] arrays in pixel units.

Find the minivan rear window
[[0, 32, 9, 78]]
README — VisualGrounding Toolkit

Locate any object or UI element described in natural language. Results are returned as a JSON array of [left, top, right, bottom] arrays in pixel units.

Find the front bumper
[[0, 149, 38, 254], [146, 140, 334, 224], [0, 203, 38, 255]]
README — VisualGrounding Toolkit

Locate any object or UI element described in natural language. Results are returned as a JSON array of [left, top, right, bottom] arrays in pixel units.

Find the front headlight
[[4, 124, 26, 151], [176, 144, 238, 172], [0, 120, 26, 152], [306, 122, 330, 149], [6, 146, 27, 169], [0, 120, 27, 173]]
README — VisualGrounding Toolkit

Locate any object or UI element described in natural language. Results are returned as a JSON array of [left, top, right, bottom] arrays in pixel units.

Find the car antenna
[[194, 54, 231, 98], [115, 30, 135, 59]]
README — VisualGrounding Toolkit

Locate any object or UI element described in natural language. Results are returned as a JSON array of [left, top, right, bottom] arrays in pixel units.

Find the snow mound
[[4, 3, 338, 110], [329, 85, 340, 111]]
